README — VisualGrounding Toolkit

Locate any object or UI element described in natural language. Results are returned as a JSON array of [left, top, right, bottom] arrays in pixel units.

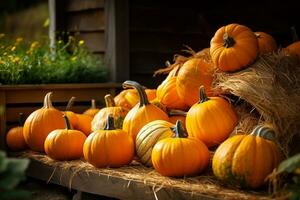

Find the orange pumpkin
[[152, 120, 210, 177], [74, 114, 93, 136], [186, 86, 238, 147], [44, 115, 87, 161], [176, 57, 214, 107], [91, 94, 128, 131], [168, 109, 186, 129], [6, 113, 28, 151], [83, 99, 100, 117], [122, 80, 169, 142], [156, 66, 188, 110], [212, 125, 283, 188], [255, 32, 277, 54], [210, 23, 258, 72], [64, 96, 78, 128], [83, 115, 134, 167], [286, 41, 300, 58], [23, 92, 65, 152]]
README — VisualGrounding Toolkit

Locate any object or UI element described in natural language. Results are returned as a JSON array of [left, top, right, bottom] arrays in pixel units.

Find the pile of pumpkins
[[8, 23, 299, 190]]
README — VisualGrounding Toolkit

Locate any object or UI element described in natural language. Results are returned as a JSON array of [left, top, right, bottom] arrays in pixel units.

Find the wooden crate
[[0, 83, 121, 150]]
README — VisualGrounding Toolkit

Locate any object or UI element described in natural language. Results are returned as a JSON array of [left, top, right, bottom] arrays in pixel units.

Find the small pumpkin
[[6, 113, 28, 151], [83, 115, 134, 168], [64, 96, 79, 128], [91, 94, 128, 131], [152, 120, 210, 177], [83, 99, 100, 117], [74, 114, 93, 136], [44, 115, 87, 161], [210, 23, 258, 72], [285, 26, 300, 58], [23, 92, 65, 152], [255, 32, 277, 54], [136, 120, 174, 166], [186, 86, 238, 147], [212, 125, 283, 188], [122, 80, 169, 142]]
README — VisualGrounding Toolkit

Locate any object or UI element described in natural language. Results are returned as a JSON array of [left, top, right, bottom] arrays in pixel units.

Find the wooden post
[[48, 0, 56, 52], [0, 91, 6, 150], [105, 0, 130, 82]]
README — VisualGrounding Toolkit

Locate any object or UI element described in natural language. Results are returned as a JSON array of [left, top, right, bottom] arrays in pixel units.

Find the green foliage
[[0, 151, 31, 200], [0, 35, 108, 85]]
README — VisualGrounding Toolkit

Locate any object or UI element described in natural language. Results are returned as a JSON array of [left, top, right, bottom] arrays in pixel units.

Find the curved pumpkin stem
[[122, 80, 149, 107], [91, 99, 97, 109], [174, 120, 187, 138], [291, 26, 299, 42], [66, 96, 76, 111], [223, 33, 235, 48], [18, 113, 25, 126], [198, 86, 210, 103], [43, 92, 53, 109], [251, 125, 275, 141], [63, 114, 71, 130], [168, 109, 187, 116], [105, 94, 116, 107], [104, 114, 116, 130]]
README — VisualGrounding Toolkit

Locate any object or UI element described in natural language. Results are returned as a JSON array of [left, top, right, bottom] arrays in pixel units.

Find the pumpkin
[[285, 26, 300, 58], [176, 57, 214, 107], [91, 94, 128, 131], [44, 115, 86, 161], [6, 113, 28, 151], [83, 115, 134, 167], [122, 80, 169, 142], [212, 125, 283, 188], [210, 23, 258, 72], [74, 114, 93, 136], [83, 99, 100, 117], [255, 32, 277, 54], [64, 96, 78, 128], [156, 65, 189, 110], [23, 92, 65, 152], [136, 120, 174, 166], [152, 120, 210, 177], [168, 109, 186, 129], [186, 86, 238, 147]]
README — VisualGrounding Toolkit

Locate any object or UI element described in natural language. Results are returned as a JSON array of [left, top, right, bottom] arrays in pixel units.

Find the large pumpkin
[[23, 92, 65, 152], [136, 120, 174, 166], [122, 80, 169, 142], [176, 56, 214, 107], [156, 66, 188, 110], [186, 86, 238, 147], [255, 32, 277, 54], [6, 113, 28, 151], [83, 115, 134, 168], [210, 23, 258, 72], [212, 125, 283, 188], [44, 115, 87, 161], [152, 120, 210, 177], [83, 99, 100, 117], [91, 94, 128, 131]]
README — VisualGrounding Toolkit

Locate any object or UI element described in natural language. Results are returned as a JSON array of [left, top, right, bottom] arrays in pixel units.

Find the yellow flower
[[0, 60, 5, 65], [78, 40, 85, 46], [12, 56, 20, 63], [11, 46, 16, 51], [0, 33, 5, 39], [15, 37, 23, 44], [30, 41, 39, 50], [58, 40, 63, 44], [3, 52, 7, 56], [71, 56, 77, 62]]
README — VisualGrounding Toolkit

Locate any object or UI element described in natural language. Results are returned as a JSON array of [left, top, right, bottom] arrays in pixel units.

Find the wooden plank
[[66, 10, 105, 32], [74, 32, 105, 53], [66, 0, 104, 12], [0, 91, 6, 150], [105, 0, 130, 82]]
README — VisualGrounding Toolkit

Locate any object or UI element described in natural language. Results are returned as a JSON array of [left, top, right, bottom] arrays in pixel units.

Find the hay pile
[[213, 50, 300, 155]]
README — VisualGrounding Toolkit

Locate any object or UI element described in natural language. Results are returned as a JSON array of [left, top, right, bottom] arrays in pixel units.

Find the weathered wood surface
[[66, 0, 104, 12]]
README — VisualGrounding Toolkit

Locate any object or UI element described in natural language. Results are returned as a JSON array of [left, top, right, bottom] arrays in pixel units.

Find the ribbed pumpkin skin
[[23, 93, 65, 152], [44, 129, 86, 161], [176, 58, 214, 107], [136, 120, 174, 166], [210, 23, 258, 72], [212, 130, 283, 188], [255, 32, 277, 54], [186, 87, 238, 147], [6, 127, 27, 151], [83, 129, 134, 168]]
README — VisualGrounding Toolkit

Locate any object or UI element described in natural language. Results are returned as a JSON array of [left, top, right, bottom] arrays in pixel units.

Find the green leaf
[[0, 189, 31, 200], [6, 158, 30, 174], [0, 173, 27, 190], [0, 151, 8, 173], [278, 153, 300, 174]]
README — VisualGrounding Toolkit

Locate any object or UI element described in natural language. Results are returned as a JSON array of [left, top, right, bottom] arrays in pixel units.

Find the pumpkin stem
[[44, 92, 53, 108], [223, 32, 235, 48], [104, 114, 116, 130], [66, 96, 76, 111], [198, 86, 210, 103], [251, 125, 275, 141], [91, 99, 97, 109], [291, 26, 299, 42], [174, 120, 187, 138], [18, 113, 25, 126], [105, 94, 116, 107], [122, 80, 149, 107], [168, 109, 187, 116], [63, 114, 72, 130]]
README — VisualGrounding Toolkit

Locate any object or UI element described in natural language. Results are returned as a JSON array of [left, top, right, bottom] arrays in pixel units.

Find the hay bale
[[213, 50, 300, 155]]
